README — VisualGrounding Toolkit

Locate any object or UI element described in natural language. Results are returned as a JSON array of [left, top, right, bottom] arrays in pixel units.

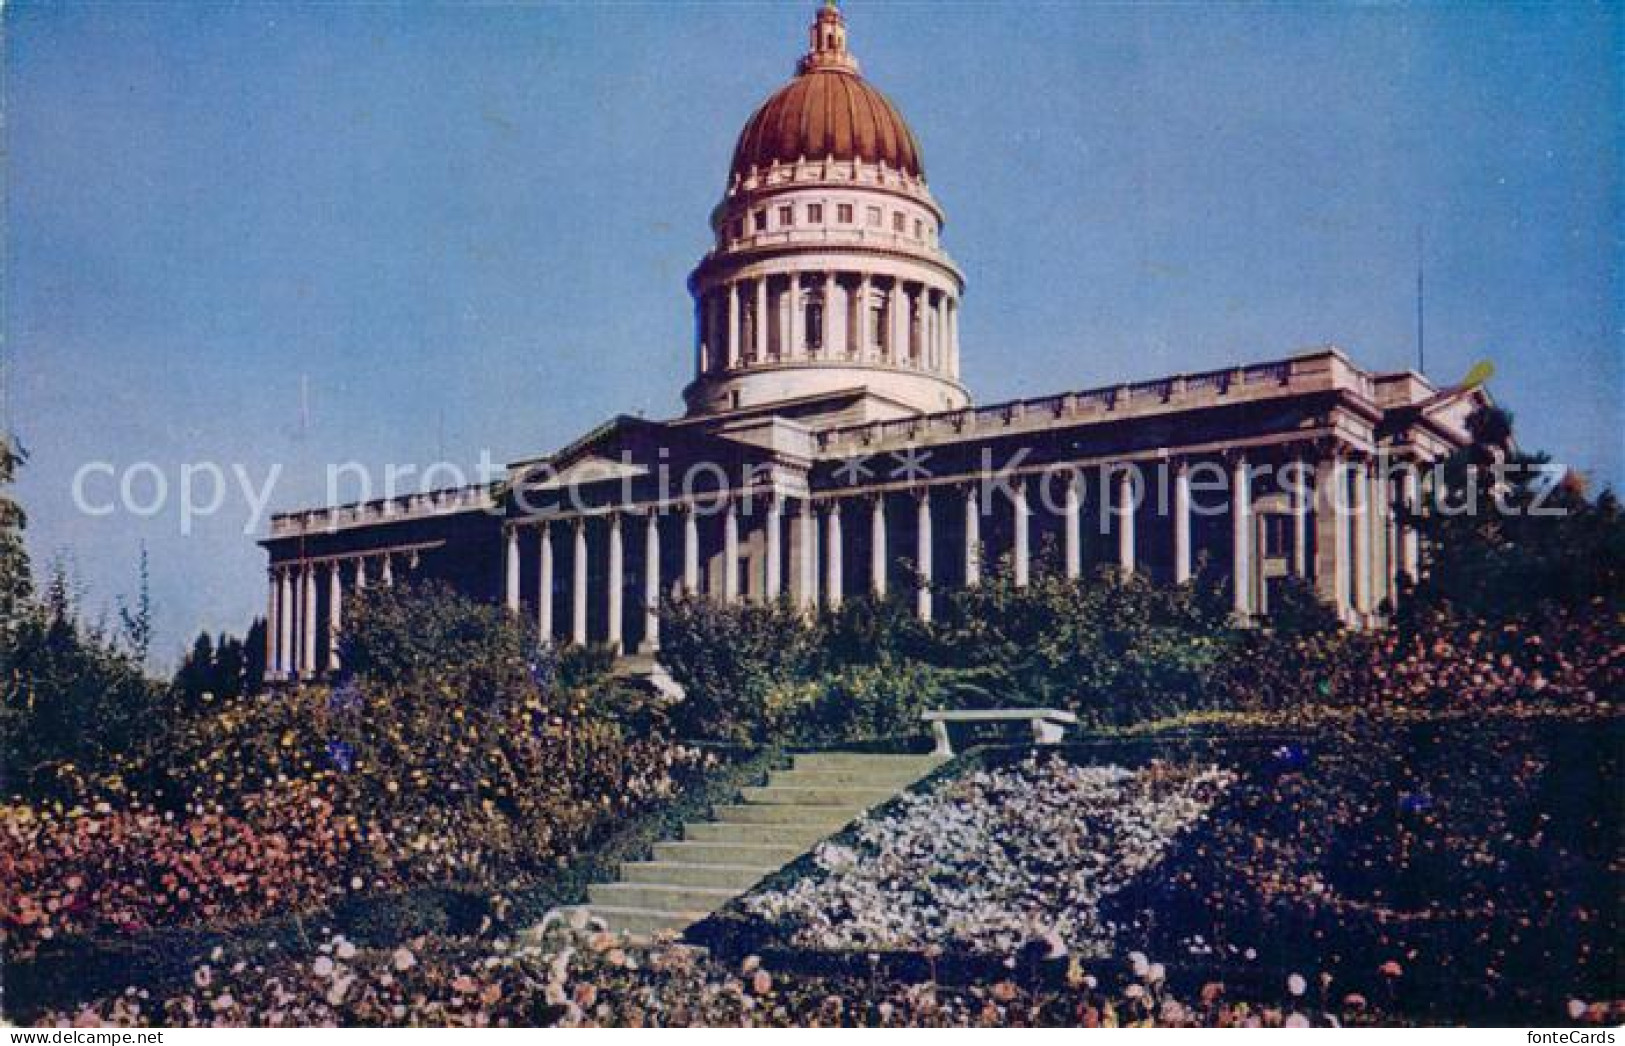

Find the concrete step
[[790, 753, 942, 773], [619, 860, 776, 890], [589, 904, 706, 936], [588, 881, 739, 913], [767, 768, 933, 789], [711, 803, 862, 827], [740, 784, 898, 807], [683, 821, 835, 847], [652, 840, 806, 866]]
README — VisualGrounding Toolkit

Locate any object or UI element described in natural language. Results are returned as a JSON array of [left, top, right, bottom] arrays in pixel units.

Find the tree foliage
[[1405, 405, 1625, 623]]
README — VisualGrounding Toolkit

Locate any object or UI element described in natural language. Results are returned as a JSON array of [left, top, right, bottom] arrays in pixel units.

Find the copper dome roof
[[729, 5, 924, 181]]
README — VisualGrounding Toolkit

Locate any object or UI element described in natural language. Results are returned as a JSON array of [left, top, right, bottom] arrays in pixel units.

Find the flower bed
[[741, 755, 1233, 956], [30, 927, 1622, 1028], [1, 713, 712, 961], [1100, 710, 1623, 1019]]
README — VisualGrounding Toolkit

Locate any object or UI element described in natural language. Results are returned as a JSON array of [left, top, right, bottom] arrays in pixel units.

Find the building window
[[806, 303, 824, 350], [837, 203, 854, 224], [914, 218, 924, 239], [753, 208, 767, 232], [778, 205, 794, 227], [807, 203, 823, 223], [892, 211, 905, 233], [1263, 514, 1291, 558], [866, 206, 882, 228]]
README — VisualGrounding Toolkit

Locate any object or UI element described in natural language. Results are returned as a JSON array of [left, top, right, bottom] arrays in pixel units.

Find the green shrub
[[135, 584, 700, 882], [931, 566, 1238, 727], [789, 660, 947, 745], [2, 584, 163, 800], [657, 594, 823, 743], [339, 580, 534, 698]]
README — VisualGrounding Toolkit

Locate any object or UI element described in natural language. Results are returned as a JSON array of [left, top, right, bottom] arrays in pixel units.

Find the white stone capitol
[[261, 3, 1488, 682]]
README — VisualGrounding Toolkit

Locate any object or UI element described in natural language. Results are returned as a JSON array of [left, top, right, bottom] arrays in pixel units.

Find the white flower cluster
[[743, 755, 1234, 957]]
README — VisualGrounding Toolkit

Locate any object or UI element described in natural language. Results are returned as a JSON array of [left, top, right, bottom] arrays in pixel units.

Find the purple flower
[[1271, 744, 1308, 770], [328, 679, 363, 714], [325, 740, 356, 773], [1398, 790, 1433, 814]]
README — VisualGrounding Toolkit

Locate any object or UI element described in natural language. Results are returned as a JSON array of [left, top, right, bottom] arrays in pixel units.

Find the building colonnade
[[695, 270, 960, 376], [495, 446, 1422, 659], [265, 545, 426, 682]]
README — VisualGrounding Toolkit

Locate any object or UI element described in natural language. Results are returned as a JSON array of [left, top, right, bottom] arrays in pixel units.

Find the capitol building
[[261, 3, 1485, 682]]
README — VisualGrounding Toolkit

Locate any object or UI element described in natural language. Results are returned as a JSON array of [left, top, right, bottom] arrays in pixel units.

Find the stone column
[[288, 567, 301, 679], [753, 277, 768, 360], [301, 563, 318, 676], [870, 495, 888, 596], [891, 282, 908, 363], [722, 499, 740, 603], [277, 567, 293, 678], [701, 293, 717, 373], [683, 507, 700, 593], [1291, 457, 1310, 577], [504, 526, 521, 613], [572, 520, 589, 646], [381, 553, 394, 587], [765, 497, 783, 599], [964, 486, 981, 586], [606, 513, 624, 652], [538, 523, 554, 642], [355, 556, 367, 590], [778, 277, 794, 359], [933, 293, 946, 368], [266, 570, 280, 680], [1401, 466, 1421, 582], [822, 271, 837, 354], [1352, 459, 1373, 621], [642, 512, 661, 652], [795, 499, 818, 609], [1314, 456, 1351, 619], [1174, 460, 1193, 584], [1013, 480, 1031, 588], [1369, 463, 1390, 613], [327, 562, 343, 673], [825, 501, 844, 608], [727, 281, 741, 369], [693, 296, 704, 374], [915, 490, 933, 621], [1118, 467, 1137, 577], [854, 274, 871, 356], [1231, 456, 1252, 618], [1063, 472, 1082, 579]]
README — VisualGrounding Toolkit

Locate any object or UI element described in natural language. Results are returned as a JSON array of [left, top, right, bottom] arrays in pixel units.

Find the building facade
[[261, 4, 1485, 682]]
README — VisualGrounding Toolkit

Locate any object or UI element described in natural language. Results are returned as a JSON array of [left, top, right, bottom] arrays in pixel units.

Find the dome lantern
[[799, 1, 859, 75]]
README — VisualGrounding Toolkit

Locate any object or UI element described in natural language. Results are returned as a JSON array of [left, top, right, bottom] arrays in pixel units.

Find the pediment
[[529, 454, 650, 490]]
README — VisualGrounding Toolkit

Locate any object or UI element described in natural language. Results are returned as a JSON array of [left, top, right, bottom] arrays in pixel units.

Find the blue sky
[[6, 1, 1620, 665]]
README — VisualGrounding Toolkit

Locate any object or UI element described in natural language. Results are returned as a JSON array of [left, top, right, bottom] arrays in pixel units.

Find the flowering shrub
[[2, 584, 710, 961], [743, 755, 1234, 955], [1211, 602, 1622, 717], [1101, 710, 1622, 1018], [33, 929, 1624, 1028], [1, 784, 375, 952]]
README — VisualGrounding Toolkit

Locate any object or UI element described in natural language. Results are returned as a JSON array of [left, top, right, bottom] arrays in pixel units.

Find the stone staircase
[[584, 752, 943, 936]]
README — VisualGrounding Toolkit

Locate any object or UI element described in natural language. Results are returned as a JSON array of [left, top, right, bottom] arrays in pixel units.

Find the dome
[[729, 5, 924, 181]]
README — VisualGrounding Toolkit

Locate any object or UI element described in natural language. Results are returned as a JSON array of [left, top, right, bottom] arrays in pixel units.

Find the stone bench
[[922, 708, 1079, 756]]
